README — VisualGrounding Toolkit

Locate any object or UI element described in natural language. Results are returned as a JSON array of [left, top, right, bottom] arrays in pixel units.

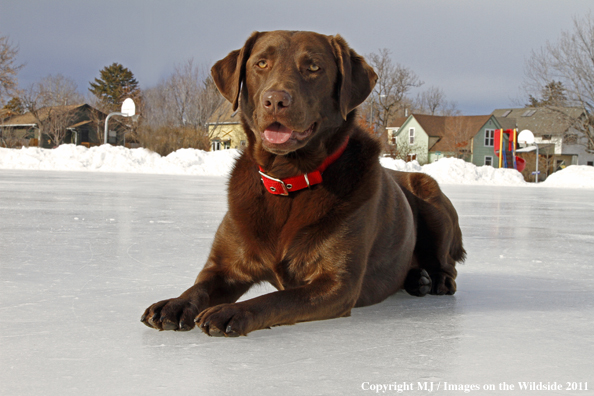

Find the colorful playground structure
[[493, 129, 526, 172]]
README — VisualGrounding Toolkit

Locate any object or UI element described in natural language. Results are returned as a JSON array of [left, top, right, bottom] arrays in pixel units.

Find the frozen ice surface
[[1, 170, 593, 395]]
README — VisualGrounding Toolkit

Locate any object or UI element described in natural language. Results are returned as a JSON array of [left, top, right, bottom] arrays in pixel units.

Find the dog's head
[[211, 31, 377, 156]]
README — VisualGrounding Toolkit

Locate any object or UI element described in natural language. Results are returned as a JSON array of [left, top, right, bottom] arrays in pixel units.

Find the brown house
[[0, 104, 127, 148], [387, 114, 495, 163]]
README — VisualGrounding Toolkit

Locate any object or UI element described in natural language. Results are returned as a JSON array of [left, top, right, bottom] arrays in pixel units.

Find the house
[[206, 102, 247, 151], [470, 115, 512, 168], [492, 107, 593, 168], [0, 104, 127, 148], [387, 114, 501, 165]]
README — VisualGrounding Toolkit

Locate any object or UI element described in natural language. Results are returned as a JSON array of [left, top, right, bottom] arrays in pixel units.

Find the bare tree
[[1, 126, 29, 148], [139, 59, 224, 153], [0, 34, 25, 106], [416, 86, 444, 115], [19, 74, 83, 146], [523, 13, 594, 151], [444, 117, 475, 160], [365, 48, 423, 130], [37, 74, 84, 106], [43, 108, 78, 147], [414, 86, 460, 116], [143, 59, 223, 128], [384, 141, 424, 162]]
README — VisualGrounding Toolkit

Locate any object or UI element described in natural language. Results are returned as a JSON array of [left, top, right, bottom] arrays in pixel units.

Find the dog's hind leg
[[404, 268, 432, 297], [429, 256, 457, 295]]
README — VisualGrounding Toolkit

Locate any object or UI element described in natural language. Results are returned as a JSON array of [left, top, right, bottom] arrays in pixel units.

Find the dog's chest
[[235, 196, 339, 283]]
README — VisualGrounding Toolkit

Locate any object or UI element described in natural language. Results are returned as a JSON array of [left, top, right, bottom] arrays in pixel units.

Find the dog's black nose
[[262, 90, 292, 114]]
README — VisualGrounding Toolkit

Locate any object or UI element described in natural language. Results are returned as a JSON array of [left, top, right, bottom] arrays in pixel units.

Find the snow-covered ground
[[1, 148, 594, 394], [2, 144, 594, 188]]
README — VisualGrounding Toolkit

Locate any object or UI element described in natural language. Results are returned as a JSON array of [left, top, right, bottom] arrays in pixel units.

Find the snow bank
[[0, 145, 239, 176], [1, 144, 593, 188], [381, 157, 527, 186], [540, 165, 594, 189]]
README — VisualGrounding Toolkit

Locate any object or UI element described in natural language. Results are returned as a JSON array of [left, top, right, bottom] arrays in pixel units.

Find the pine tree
[[2, 96, 24, 115], [527, 81, 568, 107], [89, 63, 139, 112]]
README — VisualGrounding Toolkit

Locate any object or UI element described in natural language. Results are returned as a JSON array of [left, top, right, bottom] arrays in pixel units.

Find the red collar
[[258, 136, 350, 196]]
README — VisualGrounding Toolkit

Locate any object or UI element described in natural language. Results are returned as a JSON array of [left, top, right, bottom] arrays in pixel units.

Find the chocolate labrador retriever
[[141, 30, 465, 337]]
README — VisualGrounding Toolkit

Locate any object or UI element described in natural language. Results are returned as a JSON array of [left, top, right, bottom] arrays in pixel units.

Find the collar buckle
[[259, 171, 290, 196]]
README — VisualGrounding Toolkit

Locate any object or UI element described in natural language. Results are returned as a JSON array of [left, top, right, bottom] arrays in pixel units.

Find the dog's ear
[[331, 35, 378, 120], [211, 31, 261, 111]]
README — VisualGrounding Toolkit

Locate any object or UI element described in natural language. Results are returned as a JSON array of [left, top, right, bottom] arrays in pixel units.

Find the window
[[485, 156, 493, 166], [211, 140, 221, 151], [522, 109, 537, 117], [407, 153, 417, 162], [409, 128, 415, 145], [484, 129, 495, 147], [501, 110, 512, 117], [587, 161, 593, 166], [542, 135, 552, 140]]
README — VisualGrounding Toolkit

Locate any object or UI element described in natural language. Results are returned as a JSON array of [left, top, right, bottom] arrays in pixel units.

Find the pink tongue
[[264, 123, 293, 144]]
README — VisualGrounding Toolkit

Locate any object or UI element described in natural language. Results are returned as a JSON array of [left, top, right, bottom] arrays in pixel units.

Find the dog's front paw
[[195, 303, 255, 337], [141, 297, 201, 331]]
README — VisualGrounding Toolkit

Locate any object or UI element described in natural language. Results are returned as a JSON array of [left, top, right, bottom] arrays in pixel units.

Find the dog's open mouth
[[263, 122, 315, 145]]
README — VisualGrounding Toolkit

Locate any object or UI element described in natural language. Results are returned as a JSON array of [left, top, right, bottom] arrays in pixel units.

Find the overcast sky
[[2, 0, 592, 115]]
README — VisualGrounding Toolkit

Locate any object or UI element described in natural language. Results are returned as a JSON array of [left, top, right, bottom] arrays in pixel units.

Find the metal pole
[[104, 112, 126, 145], [535, 144, 539, 183]]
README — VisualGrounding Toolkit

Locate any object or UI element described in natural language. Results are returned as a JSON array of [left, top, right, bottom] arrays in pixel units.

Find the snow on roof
[[1, 144, 593, 188]]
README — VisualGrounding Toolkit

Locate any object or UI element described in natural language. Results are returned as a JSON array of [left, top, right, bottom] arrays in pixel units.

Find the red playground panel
[[494, 129, 526, 172]]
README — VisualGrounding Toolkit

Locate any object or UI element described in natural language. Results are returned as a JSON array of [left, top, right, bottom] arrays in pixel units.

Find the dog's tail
[[450, 224, 467, 264]]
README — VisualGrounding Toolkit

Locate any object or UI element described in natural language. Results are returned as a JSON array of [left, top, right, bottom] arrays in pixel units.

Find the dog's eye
[[308, 64, 320, 72], [257, 60, 268, 69]]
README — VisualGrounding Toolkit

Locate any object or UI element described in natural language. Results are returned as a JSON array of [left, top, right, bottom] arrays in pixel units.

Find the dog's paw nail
[[226, 325, 240, 337], [178, 321, 192, 331], [162, 321, 178, 331], [209, 326, 224, 337]]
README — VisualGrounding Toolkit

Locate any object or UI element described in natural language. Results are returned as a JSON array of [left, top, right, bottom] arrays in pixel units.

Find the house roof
[[207, 101, 240, 125], [387, 117, 409, 129], [492, 107, 585, 136], [494, 116, 516, 130], [0, 104, 86, 127], [398, 114, 493, 152], [431, 115, 492, 152]]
